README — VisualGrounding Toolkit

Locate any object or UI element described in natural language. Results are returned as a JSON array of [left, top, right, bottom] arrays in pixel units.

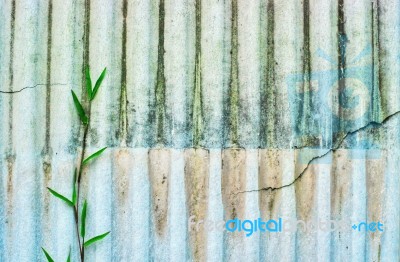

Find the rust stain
[[221, 149, 246, 220], [42, 158, 51, 217], [112, 148, 134, 256], [114, 149, 132, 204], [258, 150, 282, 220], [41, 156, 52, 249], [221, 148, 246, 258], [6, 155, 15, 204], [5, 153, 15, 249], [148, 149, 170, 236], [366, 150, 385, 244], [184, 148, 209, 261], [294, 150, 316, 221], [330, 150, 351, 219]]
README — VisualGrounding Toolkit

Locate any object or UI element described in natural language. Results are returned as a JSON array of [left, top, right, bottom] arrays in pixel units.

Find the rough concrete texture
[[1, 0, 400, 261]]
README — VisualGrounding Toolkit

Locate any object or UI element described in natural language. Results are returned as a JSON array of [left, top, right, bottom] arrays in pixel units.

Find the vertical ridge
[[7, 0, 16, 154], [40, 0, 53, 260], [337, 0, 346, 136], [226, 0, 239, 147], [192, 0, 203, 147], [81, 0, 91, 102], [299, 0, 314, 146], [119, 0, 128, 146], [261, 0, 276, 148], [154, 0, 166, 146], [44, 0, 53, 156], [5, 1, 16, 260]]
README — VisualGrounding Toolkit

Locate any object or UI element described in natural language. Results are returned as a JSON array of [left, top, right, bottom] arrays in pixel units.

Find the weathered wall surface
[[0, 0, 399, 261]]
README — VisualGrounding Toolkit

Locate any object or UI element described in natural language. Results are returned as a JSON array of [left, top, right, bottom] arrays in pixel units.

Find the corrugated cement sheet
[[0, 0, 400, 261]]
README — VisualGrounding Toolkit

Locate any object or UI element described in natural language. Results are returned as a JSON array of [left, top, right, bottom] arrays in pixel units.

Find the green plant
[[42, 66, 109, 262]]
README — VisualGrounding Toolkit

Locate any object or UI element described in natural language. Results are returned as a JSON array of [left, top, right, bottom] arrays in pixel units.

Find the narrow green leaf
[[71, 90, 88, 125], [72, 168, 78, 205], [72, 168, 77, 205], [86, 66, 92, 99], [84, 232, 110, 247], [81, 200, 87, 238], [83, 147, 107, 166], [47, 187, 74, 206], [41, 247, 55, 262], [91, 67, 107, 101], [72, 181, 77, 205], [66, 247, 71, 262]]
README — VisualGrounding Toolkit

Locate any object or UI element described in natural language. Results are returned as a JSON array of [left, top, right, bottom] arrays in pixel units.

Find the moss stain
[[192, 0, 203, 148], [81, 0, 91, 105], [371, 1, 384, 121], [7, 0, 16, 153], [227, 0, 239, 147], [261, 0, 276, 147], [154, 0, 166, 146], [44, 0, 53, 154], [119, 0, 129, 146], [42, 1, 53, 220], [337, 0, 347, 132], [5, 3, 16, 250], [299, 0, 313, 145]]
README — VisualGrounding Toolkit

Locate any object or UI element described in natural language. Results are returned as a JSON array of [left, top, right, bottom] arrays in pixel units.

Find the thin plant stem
[[43, 67, 108, 262], [76, 100, 92, 262], [74, 207, 83, 255]]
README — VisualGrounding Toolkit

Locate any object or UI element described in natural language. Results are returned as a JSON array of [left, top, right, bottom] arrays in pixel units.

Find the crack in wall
[[234, 109, 400, 195], [0, 83, 68, 94]]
